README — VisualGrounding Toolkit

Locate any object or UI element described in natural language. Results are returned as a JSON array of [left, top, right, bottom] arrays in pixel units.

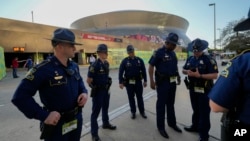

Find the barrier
[[82, 48, 187, 69]]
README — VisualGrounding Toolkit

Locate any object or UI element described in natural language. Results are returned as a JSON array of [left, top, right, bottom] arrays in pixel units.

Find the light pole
[[31, 11, 34, 22], [209, 3, 216, 50], [217, 28, 222, 50]]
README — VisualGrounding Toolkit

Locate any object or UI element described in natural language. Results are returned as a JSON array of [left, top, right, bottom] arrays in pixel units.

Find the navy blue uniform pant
[[44, 113, 83, 141], [189, 90, 211, 139], [91, 90, 110, 136], [156, 81, 177, 130], [125, 81, 145, 114]]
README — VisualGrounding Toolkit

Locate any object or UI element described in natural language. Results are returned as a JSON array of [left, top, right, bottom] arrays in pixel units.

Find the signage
[[13, 47, 25, 52]]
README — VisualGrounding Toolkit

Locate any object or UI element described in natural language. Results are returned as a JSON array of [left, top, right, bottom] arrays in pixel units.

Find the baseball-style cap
[[47, 28, 82, 45], [192, 38, 208, 52], [165, 32, 180, 45]]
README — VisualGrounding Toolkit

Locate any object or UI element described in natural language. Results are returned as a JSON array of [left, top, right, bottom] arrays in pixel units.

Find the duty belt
[[43, 106, 80, 122]]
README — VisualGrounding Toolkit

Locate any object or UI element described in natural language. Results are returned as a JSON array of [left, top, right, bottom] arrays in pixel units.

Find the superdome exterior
[[71, 10, 191, 46]]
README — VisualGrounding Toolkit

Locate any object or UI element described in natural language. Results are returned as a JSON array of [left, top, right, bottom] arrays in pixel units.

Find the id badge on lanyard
[[62, 119, 78, 135]]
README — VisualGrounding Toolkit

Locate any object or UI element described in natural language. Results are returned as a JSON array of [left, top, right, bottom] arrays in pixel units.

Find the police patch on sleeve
[[89, 66, 95, 73], [220, 69, 229, 78], [25, 68, 36, 81], [210, 58, 216, 65], [152, 51, 157, 57]]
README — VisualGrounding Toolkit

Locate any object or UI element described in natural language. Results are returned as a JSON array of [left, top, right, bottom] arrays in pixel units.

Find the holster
[[40, 123, 56, 139], [90, 87, 97, 97], [184, 77, 189, 89], [107, 77, 112, 90], [221, 110, 239, 141]]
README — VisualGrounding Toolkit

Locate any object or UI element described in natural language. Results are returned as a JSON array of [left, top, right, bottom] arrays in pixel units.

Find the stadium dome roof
[[71, 10, 191, 46]]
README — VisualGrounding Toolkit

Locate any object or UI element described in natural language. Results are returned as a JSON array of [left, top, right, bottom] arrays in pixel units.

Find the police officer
[[148, 32, 182, 139], [87, 44, 116, 141], [119, 45, 147, 119], [11, 28, 88, 141], [182, 38, 218, 141], [209, 8, 250, 141]]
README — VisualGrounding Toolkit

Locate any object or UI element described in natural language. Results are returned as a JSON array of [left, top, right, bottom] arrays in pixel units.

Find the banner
[[82, 33, 122, 42], [0, 46, 6, 80]]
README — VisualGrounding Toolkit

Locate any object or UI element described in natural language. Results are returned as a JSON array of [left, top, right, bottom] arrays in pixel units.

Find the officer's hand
[[78, 93, 88, 107], [150, 81, 156, 90], [177, 76, 181, 85], [188, 69, 199, 78], [119, 84, 124, 89], [143, 82, 147, 87], [44, 111, 61, 125]]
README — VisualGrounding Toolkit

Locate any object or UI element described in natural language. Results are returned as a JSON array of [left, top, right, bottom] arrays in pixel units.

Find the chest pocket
[[162, 54, 172, 62], [49, 76, 67, 86], [198, 61, 207, 73]]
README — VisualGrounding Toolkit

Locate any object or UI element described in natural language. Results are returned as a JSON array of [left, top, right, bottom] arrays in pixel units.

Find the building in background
[[0, 10, 190, 70]]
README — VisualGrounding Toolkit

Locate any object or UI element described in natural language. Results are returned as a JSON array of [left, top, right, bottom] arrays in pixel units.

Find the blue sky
[[0, 0, 249, 48]]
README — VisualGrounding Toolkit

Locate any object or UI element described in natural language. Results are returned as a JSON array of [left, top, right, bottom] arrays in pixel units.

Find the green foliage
[[219, 18, 250, 52]]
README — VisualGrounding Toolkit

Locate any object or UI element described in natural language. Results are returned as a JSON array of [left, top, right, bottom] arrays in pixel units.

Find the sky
[[0, 0, 249, 48]]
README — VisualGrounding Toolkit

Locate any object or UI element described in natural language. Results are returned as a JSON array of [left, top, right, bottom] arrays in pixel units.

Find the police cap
[[165, 32, 180, 45], [48, 28, 82, 45], [192, 38, 208, 52], [97, 44, 108, 53], [127, 45, 135, 53]]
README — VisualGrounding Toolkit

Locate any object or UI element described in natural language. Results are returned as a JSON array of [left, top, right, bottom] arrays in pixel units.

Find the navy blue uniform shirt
[[88, 58, 109, 86], [209, 51, 250, 124], [12, 56, 88, 122], [149, 46, 179, 76], [119, 56, 147, 84], [183, 54, 218, 82]]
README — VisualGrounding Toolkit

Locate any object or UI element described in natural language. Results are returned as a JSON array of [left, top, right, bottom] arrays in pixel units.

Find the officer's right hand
[[119, 84, 124, 89], [150, 81, 156, 90], [44, 111, 61, 126]]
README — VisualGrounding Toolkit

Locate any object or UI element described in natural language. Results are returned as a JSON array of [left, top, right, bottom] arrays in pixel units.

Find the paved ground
[[0, 62, 223, 141]]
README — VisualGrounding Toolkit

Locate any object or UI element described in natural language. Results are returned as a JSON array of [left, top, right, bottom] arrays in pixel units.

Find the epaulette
[[34, 59, 51, 69], [231, 49, 250, 60]]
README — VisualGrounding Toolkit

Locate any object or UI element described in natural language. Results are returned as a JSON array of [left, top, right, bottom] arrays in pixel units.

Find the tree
[[219, 18, 250, 52]]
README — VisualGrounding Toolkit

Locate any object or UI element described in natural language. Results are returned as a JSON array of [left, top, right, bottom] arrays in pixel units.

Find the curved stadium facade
[[0, 10, 190, 79], [71, 10, 191, 47]]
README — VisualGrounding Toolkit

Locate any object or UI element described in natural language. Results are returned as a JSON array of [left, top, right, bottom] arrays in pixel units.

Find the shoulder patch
[[25, 68, 37, 81], [89, 66, 95, 73], [210, 58, 216, 65], [152, 50, 157, 57]]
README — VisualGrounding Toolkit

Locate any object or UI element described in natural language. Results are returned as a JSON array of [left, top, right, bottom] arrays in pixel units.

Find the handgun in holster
[[184, 77, 190, 89], [89, 83, 97, 97], [220, 109, 240, 141], [40, 122, 56, 139], [122, 77, 127, 86], [107, 77, 112, 90]]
